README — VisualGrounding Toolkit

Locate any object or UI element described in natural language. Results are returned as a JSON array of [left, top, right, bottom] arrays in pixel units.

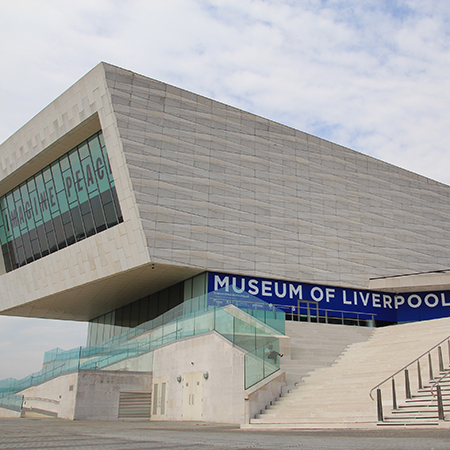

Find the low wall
[[17, 370, 152, 421], [151, 331, 286, 424], [0, 407, 21, 418], [21, 372, 78, 419], [74, 370, 152, 421], [152, 331, 247, 423], [244, 371, 286, 423]]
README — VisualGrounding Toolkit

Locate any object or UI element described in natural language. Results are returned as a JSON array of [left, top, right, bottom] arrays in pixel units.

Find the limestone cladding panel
[[20, 372, 78, 419], [152, 332, 245, 424], [74, 370, 153, 421], [0, 63, 149, 313], [104, 64, 450, 289]]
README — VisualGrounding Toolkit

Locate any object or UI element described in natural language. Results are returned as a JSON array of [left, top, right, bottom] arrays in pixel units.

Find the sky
[[1, 0, 450, 380]]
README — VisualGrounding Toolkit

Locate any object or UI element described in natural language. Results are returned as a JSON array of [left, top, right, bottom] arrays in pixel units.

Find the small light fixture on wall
[[176, 375, 182, 383], [203, 371, 209, 380]]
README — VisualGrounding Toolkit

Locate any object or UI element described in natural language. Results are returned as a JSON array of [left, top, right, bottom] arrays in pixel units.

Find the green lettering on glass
[[0, 131, 118, 246]]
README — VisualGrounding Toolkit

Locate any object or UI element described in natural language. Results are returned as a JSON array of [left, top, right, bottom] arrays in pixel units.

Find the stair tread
[[255, 319, 450, 427]]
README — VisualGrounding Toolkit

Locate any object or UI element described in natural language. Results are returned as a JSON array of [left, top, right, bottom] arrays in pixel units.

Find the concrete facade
[[3, 63, 450, 426], [2, 62, 450, 322], [11, 370, 152, 421]]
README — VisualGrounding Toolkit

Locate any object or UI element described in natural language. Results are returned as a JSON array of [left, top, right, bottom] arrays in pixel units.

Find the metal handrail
[[369, 334, 450, 401], [285, 302, 376, 318], [269, 301, 377, 323], [431, 368, 450, 396], [213, 298, 376, 327], [430, 369, 450, 420]]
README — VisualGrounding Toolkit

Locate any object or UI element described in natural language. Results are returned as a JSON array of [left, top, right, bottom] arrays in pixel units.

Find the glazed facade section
[[0, 131, 123, 272], [87, 274, 208, 347]]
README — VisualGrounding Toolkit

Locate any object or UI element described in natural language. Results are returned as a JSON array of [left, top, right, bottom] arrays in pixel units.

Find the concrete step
[[378, 420, 440, 427], [246, 317, 450, 429]]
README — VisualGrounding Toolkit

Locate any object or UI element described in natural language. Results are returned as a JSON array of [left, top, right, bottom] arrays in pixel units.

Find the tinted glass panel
[[0, 131, 123, 272]]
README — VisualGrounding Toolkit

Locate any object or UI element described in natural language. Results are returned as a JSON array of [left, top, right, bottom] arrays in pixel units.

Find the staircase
[[244, 316, 450, 429], [380, 377, 450, 426], [280, 321, 374, 388]]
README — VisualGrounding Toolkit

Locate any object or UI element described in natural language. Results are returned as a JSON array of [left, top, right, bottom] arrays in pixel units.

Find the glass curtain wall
[[0, 131, 123, 272], [87, 282, 184, 347]]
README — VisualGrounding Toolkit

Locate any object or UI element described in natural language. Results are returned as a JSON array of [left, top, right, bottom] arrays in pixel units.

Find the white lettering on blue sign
[[214, 274, 303, 300], [210, 272, 450, 323]]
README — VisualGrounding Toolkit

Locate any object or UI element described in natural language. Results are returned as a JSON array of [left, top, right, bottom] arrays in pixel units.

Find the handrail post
[[405, 369, 411, 399], [377, 389, 384, 422], [439, 346, 444, 373], [429, 353, 434, 381], [448, 339, 450, 367], [417, 360, 423, 390], [392, 378, 397, 410], [437, 385, 445, 421]]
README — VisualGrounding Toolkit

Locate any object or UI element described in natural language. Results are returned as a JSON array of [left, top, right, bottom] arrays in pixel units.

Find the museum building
[[1, 63, 450, 425]]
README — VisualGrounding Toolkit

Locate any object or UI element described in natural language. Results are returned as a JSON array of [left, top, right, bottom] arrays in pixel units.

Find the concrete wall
[[105, 351, 153, 372], [17, 370, 152, 421], [244, 371, 286, 423], [0, 407, 21, 418], [151, 331, 286, 424], [20, 372, 78, 419], [0, 63, 153, 321], [74, 370, 152, 421], [12, 330, 283, 424], [105, 63, 450, 289], [4, 61, 450, 323], [152, 332, 246, 423]]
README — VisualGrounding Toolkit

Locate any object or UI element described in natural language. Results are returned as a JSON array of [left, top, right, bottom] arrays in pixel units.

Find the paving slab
[[1, 418, 450, 450]]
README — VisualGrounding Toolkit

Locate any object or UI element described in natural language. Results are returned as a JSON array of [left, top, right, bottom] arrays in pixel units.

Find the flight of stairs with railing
[[378, 375, 450, 426], [373, 340, 450, 427], [244, 316, 450, 429]]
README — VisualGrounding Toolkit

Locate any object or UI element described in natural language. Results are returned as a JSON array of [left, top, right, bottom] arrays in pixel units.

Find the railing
[[277, 300, 376, 327], [212, 298, 285, 334], [0, 291, 282, 410], [244, 339, 280, 389], [369, 335, 450, 422], [430, 366, 450, 421], [0, 393, 23, 413]]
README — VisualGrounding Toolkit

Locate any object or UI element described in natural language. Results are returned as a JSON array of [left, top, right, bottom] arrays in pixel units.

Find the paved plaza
[[0, 419, 450, 450]]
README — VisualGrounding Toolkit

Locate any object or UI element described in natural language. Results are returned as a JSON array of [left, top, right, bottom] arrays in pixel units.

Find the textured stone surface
[[105, 64, 450, 288], [1, 62, 450, 321]]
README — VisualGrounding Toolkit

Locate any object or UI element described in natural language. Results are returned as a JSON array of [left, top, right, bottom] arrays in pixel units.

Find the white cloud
[[1, 0, 450, 381]]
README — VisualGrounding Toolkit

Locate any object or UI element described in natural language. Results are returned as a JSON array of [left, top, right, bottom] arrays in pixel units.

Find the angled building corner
[[2, 63, 450, 426]]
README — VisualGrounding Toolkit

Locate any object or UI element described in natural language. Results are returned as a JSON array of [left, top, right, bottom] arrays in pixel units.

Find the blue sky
[[1, 0, 450, 380]]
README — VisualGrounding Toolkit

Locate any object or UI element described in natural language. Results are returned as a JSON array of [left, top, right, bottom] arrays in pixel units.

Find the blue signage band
[[208, 272, 450, 324]]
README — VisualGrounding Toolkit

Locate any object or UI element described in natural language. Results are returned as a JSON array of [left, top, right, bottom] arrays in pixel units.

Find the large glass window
[[0, 131, 123, 272]]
